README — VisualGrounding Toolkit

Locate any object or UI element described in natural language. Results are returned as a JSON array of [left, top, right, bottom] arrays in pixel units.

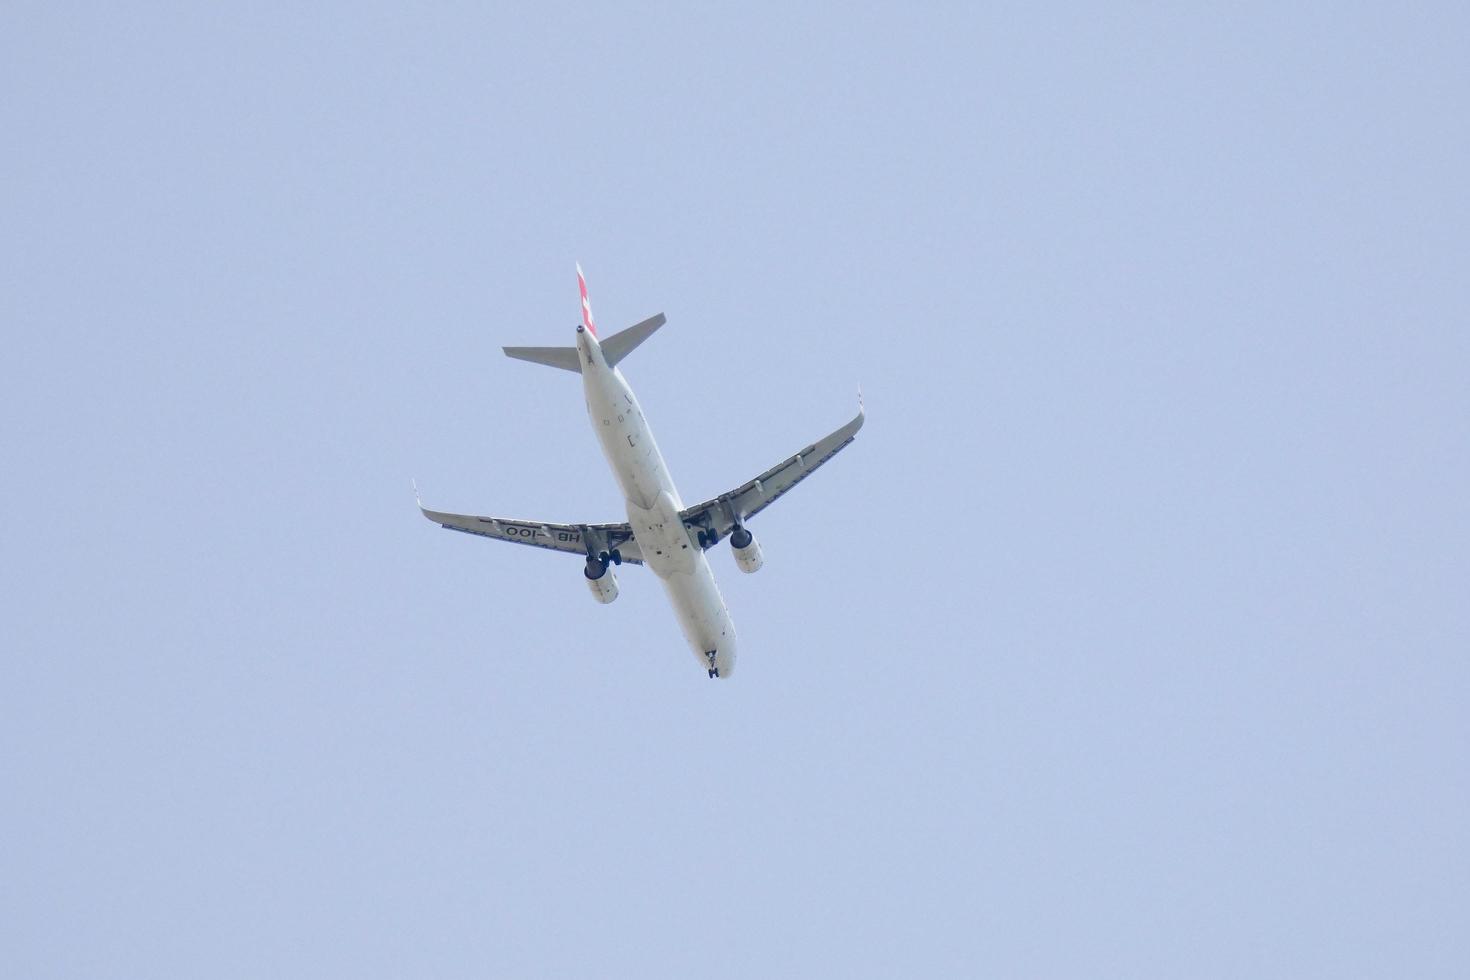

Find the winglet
[[576, 262, 597, 337], [412, 479, 423, 509]]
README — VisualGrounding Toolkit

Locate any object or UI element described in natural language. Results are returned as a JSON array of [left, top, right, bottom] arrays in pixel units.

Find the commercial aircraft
[[418, 266, 864, 678]]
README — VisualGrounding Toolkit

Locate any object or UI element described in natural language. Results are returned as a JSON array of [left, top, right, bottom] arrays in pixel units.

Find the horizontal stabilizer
[[602, 313, 666, 367], [502, 345, 582, 373]]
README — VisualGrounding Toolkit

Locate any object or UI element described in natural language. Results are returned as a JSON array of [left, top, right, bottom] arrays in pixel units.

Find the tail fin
[[503, 314, 666, 373], [500, 264, 666, 373], [571, 263, 668, 368], [577, 262, 597, 337]]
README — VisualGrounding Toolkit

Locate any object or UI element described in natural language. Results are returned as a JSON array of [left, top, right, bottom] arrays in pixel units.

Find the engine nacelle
[[584, 559, 619, 603], [730, 526, 763, 574]]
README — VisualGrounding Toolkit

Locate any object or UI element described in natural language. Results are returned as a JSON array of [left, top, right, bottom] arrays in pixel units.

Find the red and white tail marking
[[576, 262, 597, 337]]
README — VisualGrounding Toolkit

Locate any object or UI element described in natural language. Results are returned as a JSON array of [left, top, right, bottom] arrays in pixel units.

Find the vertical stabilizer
[[576, 262, 597, 337]]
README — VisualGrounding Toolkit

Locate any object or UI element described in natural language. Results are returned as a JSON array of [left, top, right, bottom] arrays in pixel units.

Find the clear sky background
[[3, 4, 1466, 977]]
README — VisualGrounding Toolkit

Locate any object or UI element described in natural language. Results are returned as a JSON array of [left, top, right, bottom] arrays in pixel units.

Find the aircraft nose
[[716, 638, 737, 678]]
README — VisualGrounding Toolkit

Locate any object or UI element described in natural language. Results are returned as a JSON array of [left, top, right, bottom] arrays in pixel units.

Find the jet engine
[[730, 526, 763, 574], [584, 557, 619, 603]]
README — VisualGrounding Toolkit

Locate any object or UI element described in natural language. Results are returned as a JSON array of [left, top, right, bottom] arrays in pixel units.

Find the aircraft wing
[[679, 405, 865, 542], [418, 505, 645, 565]]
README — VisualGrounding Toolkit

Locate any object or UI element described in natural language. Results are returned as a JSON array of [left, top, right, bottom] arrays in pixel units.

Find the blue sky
[[3, 4, 1467, 977]]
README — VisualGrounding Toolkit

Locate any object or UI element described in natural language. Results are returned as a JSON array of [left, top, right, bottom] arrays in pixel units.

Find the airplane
[[418, 265, 864, 678]]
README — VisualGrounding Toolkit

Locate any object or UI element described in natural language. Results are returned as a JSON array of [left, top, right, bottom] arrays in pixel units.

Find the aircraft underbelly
[[661, 558, 737, 676], [585, 364, 736, 674], [625, 489, 695, 577]]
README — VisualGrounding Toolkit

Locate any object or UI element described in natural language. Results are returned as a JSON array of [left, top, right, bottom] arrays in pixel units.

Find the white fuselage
[[576, 326, 737, 677]]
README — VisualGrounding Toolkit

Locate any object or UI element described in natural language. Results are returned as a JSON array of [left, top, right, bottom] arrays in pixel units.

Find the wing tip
[[412, 480, 441, 521]]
